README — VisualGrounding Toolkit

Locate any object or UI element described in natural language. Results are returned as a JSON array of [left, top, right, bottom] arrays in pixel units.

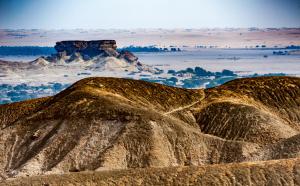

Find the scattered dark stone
[[118, 50, 138, 62], [69, 168, 80, 172], [31, 132, 40, 140]]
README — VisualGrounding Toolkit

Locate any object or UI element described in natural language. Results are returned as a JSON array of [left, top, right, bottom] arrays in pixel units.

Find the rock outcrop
[[52, 40, 138, 63]]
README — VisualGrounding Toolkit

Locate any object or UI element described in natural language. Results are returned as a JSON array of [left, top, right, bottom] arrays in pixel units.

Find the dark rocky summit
[[54, 40, 118, 57]]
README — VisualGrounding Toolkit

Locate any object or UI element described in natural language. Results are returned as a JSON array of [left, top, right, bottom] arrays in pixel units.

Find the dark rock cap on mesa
[[54, 40, 118, 57]]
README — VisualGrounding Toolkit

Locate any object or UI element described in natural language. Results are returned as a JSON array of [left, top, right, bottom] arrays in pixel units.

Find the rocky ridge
[[2, 158, 300, 186]]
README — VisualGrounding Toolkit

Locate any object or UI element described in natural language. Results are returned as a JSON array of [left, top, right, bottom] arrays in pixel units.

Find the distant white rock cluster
[[30, 40, 160, 73], [0, 40, 162, 85]]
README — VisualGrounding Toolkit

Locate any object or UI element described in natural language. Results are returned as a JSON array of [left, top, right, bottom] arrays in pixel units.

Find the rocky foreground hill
[[0, 76, 300, 185]]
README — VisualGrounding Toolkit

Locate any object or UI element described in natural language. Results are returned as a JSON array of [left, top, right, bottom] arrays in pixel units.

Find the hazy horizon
[[1, 27, 300, 30], [1, 28, 300, 47], [0, 0, 300, 29]]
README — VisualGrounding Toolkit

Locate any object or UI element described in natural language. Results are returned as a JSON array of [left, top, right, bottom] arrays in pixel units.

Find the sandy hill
[[0, 76, 299, 185]]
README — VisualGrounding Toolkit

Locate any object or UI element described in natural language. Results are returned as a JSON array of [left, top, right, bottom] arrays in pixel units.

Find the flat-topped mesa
[[54, 40, 118, 57]]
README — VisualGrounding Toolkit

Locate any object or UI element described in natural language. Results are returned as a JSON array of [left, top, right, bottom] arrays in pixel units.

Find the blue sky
[[0, 0, 299, 29]]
